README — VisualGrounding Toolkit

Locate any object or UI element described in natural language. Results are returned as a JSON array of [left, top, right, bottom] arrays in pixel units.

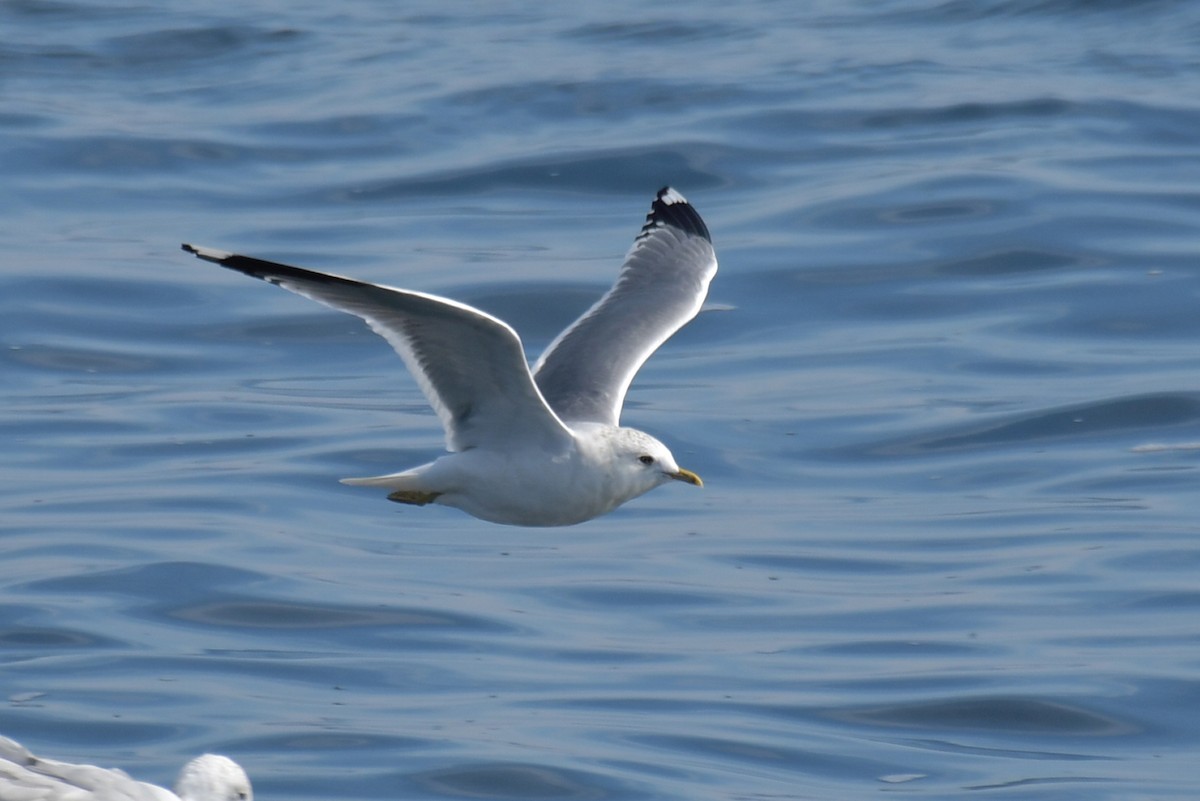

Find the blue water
[[3, 1, 1199, 798]]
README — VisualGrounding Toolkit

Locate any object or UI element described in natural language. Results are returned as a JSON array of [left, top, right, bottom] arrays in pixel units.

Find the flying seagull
[[183, 187, 717, 526], [0, 734, 251, 801]]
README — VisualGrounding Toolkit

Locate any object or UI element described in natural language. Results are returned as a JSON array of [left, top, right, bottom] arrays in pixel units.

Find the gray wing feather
[[533, 187, 717, 425], [182, 245, 571, 452], [0, 736, 174, 801]]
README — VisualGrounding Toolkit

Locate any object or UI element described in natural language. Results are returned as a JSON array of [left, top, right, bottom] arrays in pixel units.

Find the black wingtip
[[181, 242, 233, 266], [641, 186, 711, 243], [183, 242, 366, 291]]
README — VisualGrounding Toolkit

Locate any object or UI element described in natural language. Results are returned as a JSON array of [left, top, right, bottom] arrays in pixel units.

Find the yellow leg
[[387, 489, 442, 506]]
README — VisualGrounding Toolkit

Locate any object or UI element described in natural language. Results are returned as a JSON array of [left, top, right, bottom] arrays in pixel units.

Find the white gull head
[[175, 754, 253, 801]]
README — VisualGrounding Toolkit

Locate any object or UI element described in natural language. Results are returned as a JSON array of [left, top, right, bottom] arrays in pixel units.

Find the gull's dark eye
[[639, 455, 655, 465]]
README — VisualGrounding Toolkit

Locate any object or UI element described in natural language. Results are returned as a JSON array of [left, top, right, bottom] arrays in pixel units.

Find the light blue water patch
[[2, 1, 1199, 799]]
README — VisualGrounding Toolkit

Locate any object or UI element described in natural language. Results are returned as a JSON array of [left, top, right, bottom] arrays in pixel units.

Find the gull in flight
[[0, 734, 251, 801], [183, 187, 717, 526]]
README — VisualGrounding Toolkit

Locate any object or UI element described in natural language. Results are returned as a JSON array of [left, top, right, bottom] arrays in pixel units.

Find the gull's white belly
[[412, 426, 663, 527], [430, 451, 622, 526]]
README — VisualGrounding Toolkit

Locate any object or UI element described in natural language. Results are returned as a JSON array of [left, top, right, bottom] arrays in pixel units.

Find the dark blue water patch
[[933, 247, 1092, 277], [524, 696, 731, 716], [1115, 97, 1200, 146], [408, 761, 626, 801], [434, 78, 748, 129], [5, 274, 208, 316], [169, 599, 503, 634], [910, 677, 1200, 748], [21, 561, 267, 601], [0, 22, 305, 93], [1020, 273, 1200, 340], [254, 771, 421, 801], [566, 19, 751, 44], [10, 135, 268, 175], [224, 732, 437, 797], [535, 584, 731, 611], [230, 730, 429, 756], [1114, 677, 1200, 743], [900, 735, 1110, 762], [18, 560, 520, 647], [807, 638, 995, 659], [7, 676, 234, 719], [237, 113, 427, 163], [151, 405, 319, 440], [825, 695, 1134, 737], [4, 344, 165, 375], [202, 312, 392, 347], [845, 393, 1200, 458], [1042, 463, 1198, 500], [713, 105, 867, 144], [99, 25, 307, 72], [0, 540, 151, 563], [1102, 545, 1200, 572], [673, 602, 1000, 637], [528, 647, 685, 667], [245, 112, 422, 143], [1, 279, 258, 371], [4, 485, 304, 523], [0, 0, 117, 20], [879, 199, 998, 225], [21, 563, 511, 633], [801, 174, 1028, 233], [1112, 590, 1200, 611], [0, 711, 184, 748], [626, 732, 898, 783], [0, 110, 49, 130], [323, 145, 732, 204], [107, 652, 426, 694], [262, 761, 636, 801], [0, 619, 122, 651], [451, 283, 602, 346], [963, 774, 1123, 793], [716, 552, 973, 577], [0, 412, 145, 449], [858, 96, 1076, 132], [904, 0, 1195, 23]]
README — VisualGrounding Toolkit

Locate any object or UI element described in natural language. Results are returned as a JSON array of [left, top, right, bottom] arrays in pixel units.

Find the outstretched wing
[[532, 187, 717, 425], [184, 245, 571, 452]]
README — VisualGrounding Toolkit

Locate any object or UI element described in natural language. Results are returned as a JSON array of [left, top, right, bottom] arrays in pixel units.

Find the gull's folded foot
[[387, 489, 442, 506]]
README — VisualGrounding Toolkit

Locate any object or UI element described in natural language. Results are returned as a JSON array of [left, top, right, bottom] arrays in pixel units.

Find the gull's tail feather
[[340, 471, 420, 489], [341, 470, 442, 506]]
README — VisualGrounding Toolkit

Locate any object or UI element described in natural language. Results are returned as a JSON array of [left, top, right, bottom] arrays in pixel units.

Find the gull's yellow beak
[[670, 468, 703, 487]]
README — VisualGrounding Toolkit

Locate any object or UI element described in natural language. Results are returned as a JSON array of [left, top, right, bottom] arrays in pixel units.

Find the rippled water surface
[[3, 1, 1199, 799]]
